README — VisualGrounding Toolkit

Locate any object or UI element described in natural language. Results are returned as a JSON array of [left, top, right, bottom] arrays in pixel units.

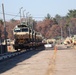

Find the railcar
[[13, 24, 43, 51]]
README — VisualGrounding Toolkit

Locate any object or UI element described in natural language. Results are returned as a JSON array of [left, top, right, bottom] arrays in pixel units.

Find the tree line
[[0, 9, 76, 41]]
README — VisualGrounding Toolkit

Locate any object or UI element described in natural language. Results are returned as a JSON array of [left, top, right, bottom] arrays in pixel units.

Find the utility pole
[[69, 27, 71, 37], [26, 12, 29, 26], [0, 30, 2, 54], [2, 3, 7, 52], [23, 10, 26, 18], [31, 20, 34, 47], [19, 7, 23, 24], [69, 22, 71, 38], [61, 26, 63, 42], [23, 9, 26, 23], [60, 19, 63, 44]]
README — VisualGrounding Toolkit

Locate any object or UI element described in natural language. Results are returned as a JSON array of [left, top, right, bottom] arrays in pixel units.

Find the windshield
[[14, 28, 28, 32], [14, 28, 21, 32], [21, 28, 28, 32]]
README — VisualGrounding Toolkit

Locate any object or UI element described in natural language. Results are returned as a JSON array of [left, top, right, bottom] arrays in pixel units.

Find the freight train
[[13, 24, 44, 51]]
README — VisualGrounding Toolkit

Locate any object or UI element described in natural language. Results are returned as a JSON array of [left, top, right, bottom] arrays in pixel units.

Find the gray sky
[[0, 0, 76, 21]]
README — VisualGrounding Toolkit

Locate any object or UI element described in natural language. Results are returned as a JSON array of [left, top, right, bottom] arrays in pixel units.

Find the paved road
[[0, 45, 76, 75], [0, 48, 54, 75], [53, 45, 76, 75]]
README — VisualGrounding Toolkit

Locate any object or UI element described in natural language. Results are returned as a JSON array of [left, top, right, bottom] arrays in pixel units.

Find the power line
[[12, 12, 20, 19], [0, 12, 45, 19], [0, 12, 20, 17]]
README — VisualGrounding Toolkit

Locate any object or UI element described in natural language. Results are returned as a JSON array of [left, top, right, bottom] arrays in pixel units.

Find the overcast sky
[[0, 0, 76, 21]]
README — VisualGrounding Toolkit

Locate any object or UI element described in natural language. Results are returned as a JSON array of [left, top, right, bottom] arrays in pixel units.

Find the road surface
[[0, 44, 76, 75]]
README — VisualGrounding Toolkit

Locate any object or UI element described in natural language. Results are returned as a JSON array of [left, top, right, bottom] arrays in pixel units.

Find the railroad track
[[0, 46, 44, 62], [0, 48, 33, 62]]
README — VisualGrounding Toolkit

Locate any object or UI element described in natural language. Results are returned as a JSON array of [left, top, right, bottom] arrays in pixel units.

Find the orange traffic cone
[[54, 46, 57, 51], [8, 46, 11, 51]]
